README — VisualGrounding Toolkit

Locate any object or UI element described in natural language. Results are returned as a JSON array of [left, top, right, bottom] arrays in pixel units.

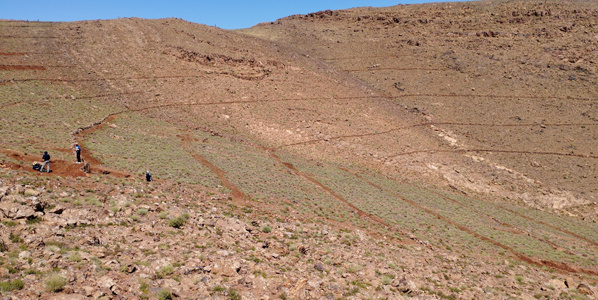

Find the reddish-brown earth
[[2, 1, 598, 299]]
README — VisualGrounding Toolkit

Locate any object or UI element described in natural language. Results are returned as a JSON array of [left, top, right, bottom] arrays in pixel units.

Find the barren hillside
[[1, 0, 598, 299], [240, 0, 598, 219]]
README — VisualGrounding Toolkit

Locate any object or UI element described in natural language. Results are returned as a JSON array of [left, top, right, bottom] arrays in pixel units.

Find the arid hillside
[[240, 0, 598, 219], [1, 0, 598, 299]]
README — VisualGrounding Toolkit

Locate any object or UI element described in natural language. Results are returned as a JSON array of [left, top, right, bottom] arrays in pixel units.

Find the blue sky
[[1, 0, 472, 29]]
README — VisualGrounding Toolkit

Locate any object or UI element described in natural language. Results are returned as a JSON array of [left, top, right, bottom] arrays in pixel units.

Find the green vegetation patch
[[0, 278, 24, 292], [0, 82, 118, 159], [45, 274, 67, 292], [85, 113, 218, 185]]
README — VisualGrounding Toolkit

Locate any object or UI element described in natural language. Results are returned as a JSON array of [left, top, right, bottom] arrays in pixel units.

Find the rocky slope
[[2, 0, 598, 299], [0, 167, 596, 299], [241, 0, 598, 220]]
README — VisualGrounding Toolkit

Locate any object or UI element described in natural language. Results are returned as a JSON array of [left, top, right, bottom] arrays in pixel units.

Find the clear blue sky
[[1, 0, 472, 30]]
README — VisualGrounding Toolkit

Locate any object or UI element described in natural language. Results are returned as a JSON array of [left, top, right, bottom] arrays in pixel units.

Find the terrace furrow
[[346, 170, 598, 274]]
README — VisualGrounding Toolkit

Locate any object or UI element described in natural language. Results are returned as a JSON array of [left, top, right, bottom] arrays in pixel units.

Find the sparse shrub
[[247, 254, 261, 263], [253, 270, 267, 278], [213, 285, 226, 293], [25, 268, 41, 275], [381, 276, 393, 285], [6, 265, 18, 274], [137, 208, 149, 215], [346, 264, 361, 273], [345, 287, 359, 297], [158, 211, 169, 219], [168, 213, 189, 228], [85, 196, 102, 207], [229, 288, 241, 300], [157, 264, 174, 278], [261, 225, 272, 233], [1, 220, 17, 227], [130, 215, 140, 222], [9, 233, 23, 243], [0, 278, 24, 292], [110, 205, 120, 214], [68, 251, 82, 262], [157, 288, 172, 300], [45, 274, 67, 292], [26, 216, 42, 225], [139, 278, 149, 293]]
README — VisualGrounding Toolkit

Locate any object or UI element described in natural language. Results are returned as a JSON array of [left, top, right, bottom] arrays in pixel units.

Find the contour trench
[[3, 56, 598, 275]]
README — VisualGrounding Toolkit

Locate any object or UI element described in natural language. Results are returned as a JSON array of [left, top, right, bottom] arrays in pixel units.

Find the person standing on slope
[[40, 151, 51, 173], [75, 143, 82, 164], [146, 170, 153, 182]]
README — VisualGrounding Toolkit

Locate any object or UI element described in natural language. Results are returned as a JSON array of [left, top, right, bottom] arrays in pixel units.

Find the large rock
[[0, 201, 36, 219], [97, 276, 115, 290], [1, 193, 47, 212], [61, 209, 92, 226], [577, 283, 595, 296], [215, 217, 247, 233], [0, 186, 8, 201], [393, 277, 417, 295], [546, 278, 567, 291], [23, 188, 41, 197], [212, 259, 242, 277]]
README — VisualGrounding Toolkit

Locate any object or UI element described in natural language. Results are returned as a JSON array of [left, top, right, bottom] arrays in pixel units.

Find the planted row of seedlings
[[369, 175, 597, 269]]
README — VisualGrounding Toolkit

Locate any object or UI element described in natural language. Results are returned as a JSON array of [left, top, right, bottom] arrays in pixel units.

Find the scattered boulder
[[97, 276, 115, 290], [577, 283, 595, 296], [24, 188, 41, 197], [314, 262, 325, 272], [565, 277, 577, 289], [212, 259, 241, 277], [393, 277, 417, 295], [0, 201, 36, 219]]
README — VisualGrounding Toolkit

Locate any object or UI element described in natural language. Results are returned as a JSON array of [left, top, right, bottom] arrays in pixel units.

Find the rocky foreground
[[0, 167, 595, 300]]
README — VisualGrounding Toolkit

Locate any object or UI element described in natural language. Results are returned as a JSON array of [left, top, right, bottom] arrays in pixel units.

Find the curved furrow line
[[69, 100, 250, 201], [324, 54, 413, 60], [397, 93, 596, 102], [390, 149, 598, 159], [277, 121, 598, 151], [0, 91, 146, 111], [267, 151, 413, 238], [0, 65, 46, 70], [498, 205, 598, 248], [179, 135, 248, 202], [345, 67, 442, 71], [382, 171, 592, 253], [344, 169, 598, 276], [3, 74, 595, 104], [4, 73, 596, 102], [341, 167, 578, 254], [0, 101, 26, 110], [0, 52, 62, 55], [393, 174, 598, 249], [8, 75, 207, 82], [0, 36, 61, 39], [0, 52, 26, 56]]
